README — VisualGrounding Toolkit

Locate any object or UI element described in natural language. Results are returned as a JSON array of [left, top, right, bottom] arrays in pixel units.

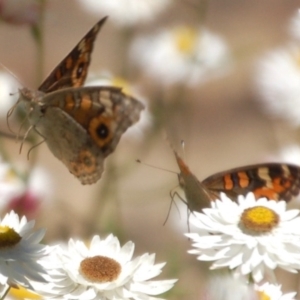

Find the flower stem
[[31, 0, 47, 85]]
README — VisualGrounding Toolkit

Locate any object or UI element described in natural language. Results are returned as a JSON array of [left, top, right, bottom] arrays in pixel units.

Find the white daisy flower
[[186, 193, 300, 283], [87, 73, 152, 141], [0, 210, 50, 290], [37, 234, 176, 299], [255, 45, 300, 127], [76, 0, 170, 27], [130, 26, 231, 86], [289, 9, 300, 41], [255, 282, 297, 300]]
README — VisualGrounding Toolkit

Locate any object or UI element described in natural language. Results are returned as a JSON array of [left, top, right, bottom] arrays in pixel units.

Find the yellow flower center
[[0, 226, 21, 248], [80, 256, 121, 283], [173, 26, 197, 54], [6, 169, 17, 181], [293, 48, 300, 67], [112, 77, 132, 96], [240, 206, 279, 234], [257, 291, 270, 300], [9, 286, 41, 299]]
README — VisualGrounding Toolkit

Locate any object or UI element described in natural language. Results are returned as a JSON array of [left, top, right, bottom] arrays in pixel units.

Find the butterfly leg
[[26, 127, 46, 159], [170, 190, 194, 232], [170, 190, 189, 209], [18, 124, 35, 154], [163, 190, 181, 225]]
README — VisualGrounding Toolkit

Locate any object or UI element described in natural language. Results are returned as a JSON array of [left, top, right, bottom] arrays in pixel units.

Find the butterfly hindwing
[[203, 163, 300, 202], [38, 16, 108, 93], [31, 86, 144, 184]]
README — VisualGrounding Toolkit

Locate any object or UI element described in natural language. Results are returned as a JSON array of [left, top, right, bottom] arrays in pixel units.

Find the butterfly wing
[[174, 151, 212, 212], [38, 17, 108, 93], [202, 163, 300, 202], [31, 86, 144, 184]]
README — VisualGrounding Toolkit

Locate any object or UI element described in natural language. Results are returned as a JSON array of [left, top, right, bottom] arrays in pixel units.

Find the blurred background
[[1, 0, 300, 299]]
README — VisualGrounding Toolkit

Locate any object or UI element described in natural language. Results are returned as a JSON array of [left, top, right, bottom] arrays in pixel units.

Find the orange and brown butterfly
[[9, 17, 144, 185], [173, 150, 300, 213]]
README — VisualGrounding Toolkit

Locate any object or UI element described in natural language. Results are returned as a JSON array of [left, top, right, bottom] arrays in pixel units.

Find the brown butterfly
[[10, 17, 144, 185], [173, 150, 300, 212]]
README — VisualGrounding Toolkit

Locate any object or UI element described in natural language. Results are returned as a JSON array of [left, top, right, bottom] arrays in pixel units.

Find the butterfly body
[[174, 151, 212, 212], [174, 150, 300, 212], [13, 17, 144, 184]]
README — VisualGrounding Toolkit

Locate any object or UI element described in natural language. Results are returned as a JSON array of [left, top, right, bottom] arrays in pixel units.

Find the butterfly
[[173, 150, 300, 212], [10, 17, 144, 185]]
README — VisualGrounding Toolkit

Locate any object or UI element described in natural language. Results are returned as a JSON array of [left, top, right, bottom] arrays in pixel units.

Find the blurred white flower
[[276, 144, 300, 165], [0, 161, 24, 212], [0, 0, 41, 25], [87, 73, 152, 140], [289, 9, 300, 41], [186, 193, 300, 283], [0, 71, 19, 118], [0, 156, 53, 217], [256, 45, 300, 126], [204, 272, 256, 300], [26, 167, 53, 203], [255, 282, 297, 300], [76, 0, 170, 27], [37, 234, 176, 299], [6, 166, 53, 218], [130, 26, 231, 86], [0, 211, 50, 290]]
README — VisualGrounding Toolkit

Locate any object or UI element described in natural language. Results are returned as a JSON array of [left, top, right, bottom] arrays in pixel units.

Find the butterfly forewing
[[38, 16, 108, 93], [202, 163, 300, 202]]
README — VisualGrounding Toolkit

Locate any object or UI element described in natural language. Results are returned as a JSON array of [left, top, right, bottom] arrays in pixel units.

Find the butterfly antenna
[[136, 159, 178, 174], [46, 76, 70, 92], [0, 62, 25, 87]]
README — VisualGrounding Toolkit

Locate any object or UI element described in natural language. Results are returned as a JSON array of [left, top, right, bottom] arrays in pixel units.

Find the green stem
[[120, 27, 135, 79], [31, 0, 47, 85], [198, 0, 208, 25]]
